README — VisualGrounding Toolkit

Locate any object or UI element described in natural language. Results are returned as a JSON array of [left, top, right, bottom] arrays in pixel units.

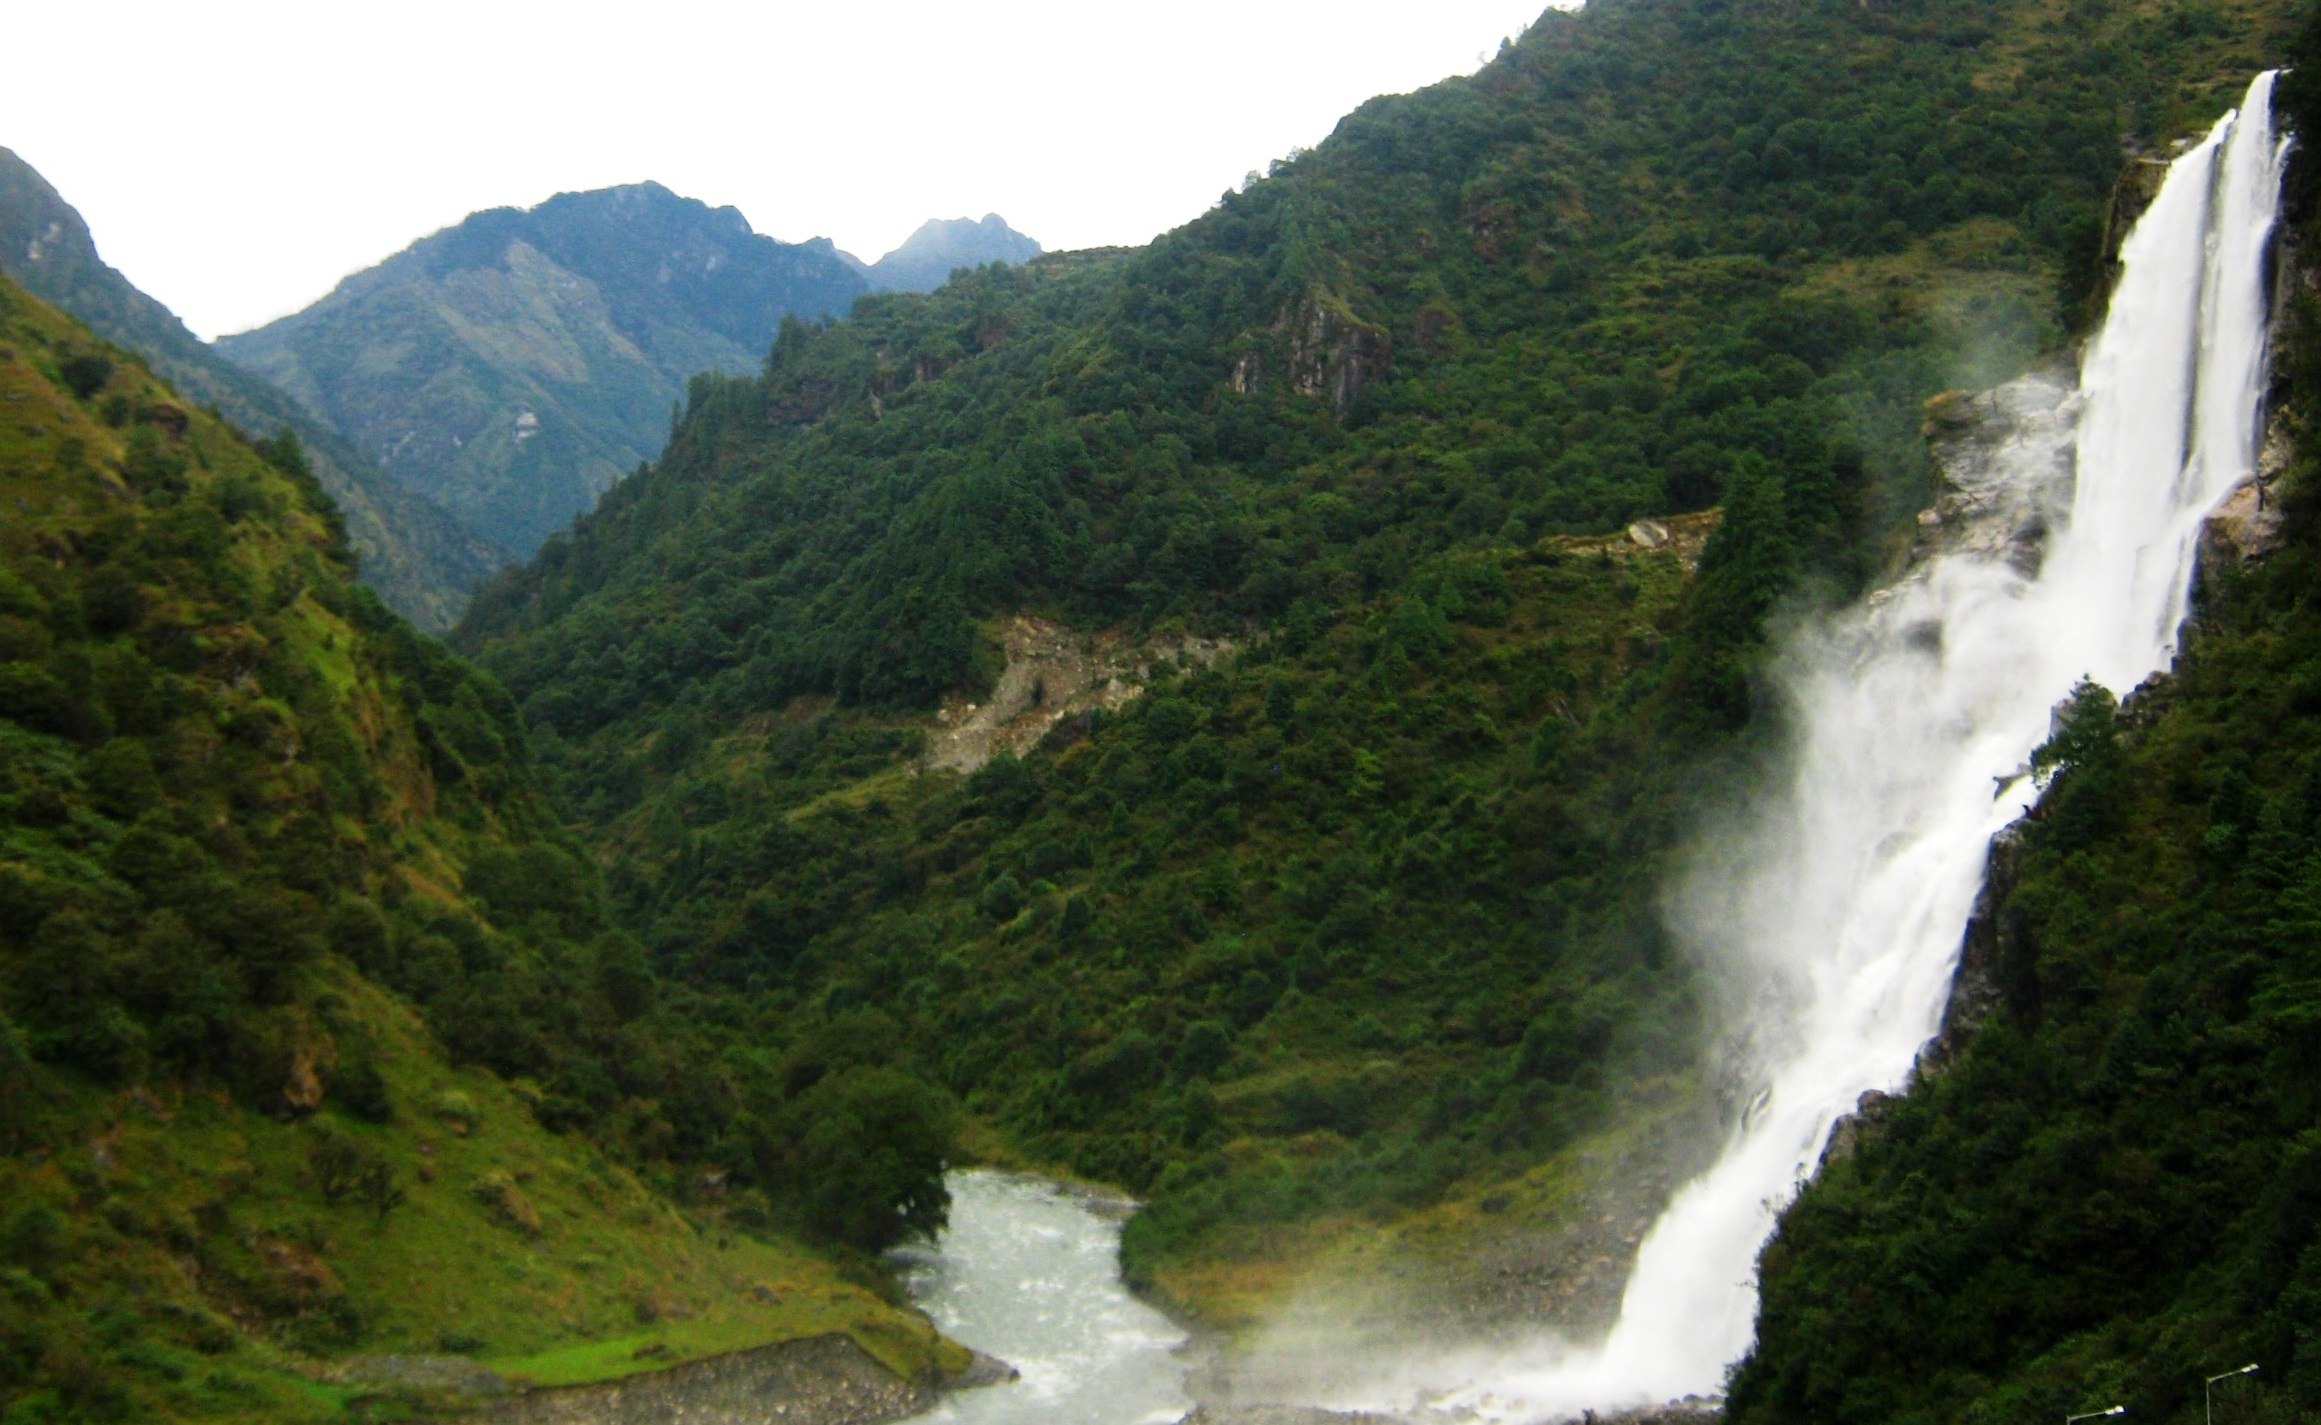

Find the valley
[[5, 0, 2321, 1421]]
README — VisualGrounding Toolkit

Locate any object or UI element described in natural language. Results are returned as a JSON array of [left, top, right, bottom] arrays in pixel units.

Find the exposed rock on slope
[[924, 615, 1236, 774], [1915, 363, 2079, 574]]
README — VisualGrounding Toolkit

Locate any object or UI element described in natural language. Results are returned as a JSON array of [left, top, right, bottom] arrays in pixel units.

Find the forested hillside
[[0, 149, 501, 630], [217, 183, 869, 558], [454, 0, 2300, 1325], [0, 277, 963, 1421], [1727, 29, 2321, 1423]]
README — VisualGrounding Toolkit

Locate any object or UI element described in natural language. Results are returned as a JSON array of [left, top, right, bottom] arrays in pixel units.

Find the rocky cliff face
[[1282, 287, 1392, 418], [1913, 362, 2079, 575]]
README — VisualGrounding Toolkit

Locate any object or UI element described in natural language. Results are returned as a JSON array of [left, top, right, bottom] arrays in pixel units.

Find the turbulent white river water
[[897, 1171, 1191, 1425], [894, 72, 2284, 1425]]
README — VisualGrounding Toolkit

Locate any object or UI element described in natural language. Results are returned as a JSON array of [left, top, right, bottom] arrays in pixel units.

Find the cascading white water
[[1417, 70, 2286, 1423]]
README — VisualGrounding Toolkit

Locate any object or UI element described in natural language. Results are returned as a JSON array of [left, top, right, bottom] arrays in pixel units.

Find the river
[[896, 1170, 1193, 1425]]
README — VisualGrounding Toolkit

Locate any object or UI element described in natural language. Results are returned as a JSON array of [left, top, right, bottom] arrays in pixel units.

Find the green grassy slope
[[448, 0, 2302, 1325], [1726, 37, 2321, 1425], [0, 276, 956, 1422], [215, 183, 868, 558], [0, 148, 503, 631]]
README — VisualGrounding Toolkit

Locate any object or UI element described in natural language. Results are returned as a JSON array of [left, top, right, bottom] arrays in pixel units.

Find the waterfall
[[1420, 70, 2286, 1422]]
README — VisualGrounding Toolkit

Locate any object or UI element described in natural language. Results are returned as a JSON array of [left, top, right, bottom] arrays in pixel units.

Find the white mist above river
[[897, 1171, 1191, 1425]]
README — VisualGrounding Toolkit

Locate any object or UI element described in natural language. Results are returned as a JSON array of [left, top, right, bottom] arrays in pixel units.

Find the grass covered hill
[[0, 148, 502, 632], [1725, 36, 2321, 1425], [216, 183, 871, 559], [0, 275, 963, 1422], [450, 0, 2300, 1323]]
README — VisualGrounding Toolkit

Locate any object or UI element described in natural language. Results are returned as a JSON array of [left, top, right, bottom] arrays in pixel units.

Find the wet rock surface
[[1917, 364, 2079, 575], [482, 1333, 931, 1425], [2201, 417, 2294, 574], [948, 1349, 1019, 1389]]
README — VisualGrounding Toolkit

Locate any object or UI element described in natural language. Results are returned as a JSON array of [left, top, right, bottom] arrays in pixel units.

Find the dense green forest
[[1726, 25, 2321, 1424], [0, 277, 963, 1422], [454, 0, 2298, 1321]]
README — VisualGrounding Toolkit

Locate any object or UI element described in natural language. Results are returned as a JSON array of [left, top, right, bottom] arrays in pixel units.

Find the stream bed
[[895, 1170, 1192, 1425]]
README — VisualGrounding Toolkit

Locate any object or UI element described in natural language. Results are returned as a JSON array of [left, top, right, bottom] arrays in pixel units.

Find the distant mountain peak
[[212, 181, 869, 558], [852, 213, 1042, 294]]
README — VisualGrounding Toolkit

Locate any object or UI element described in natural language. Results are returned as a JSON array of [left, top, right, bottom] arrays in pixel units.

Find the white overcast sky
[[1, 1, 1561, 341]]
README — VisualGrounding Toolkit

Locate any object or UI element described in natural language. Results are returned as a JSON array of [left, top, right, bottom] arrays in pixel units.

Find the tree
[[773, 1067, 957, 1252], [354, 1158, 407, 1227]]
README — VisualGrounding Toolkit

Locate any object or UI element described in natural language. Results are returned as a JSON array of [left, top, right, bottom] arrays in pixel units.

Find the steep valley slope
[[0, 149, 502, 631], [7, 0, 2319, 1418], [0, 275, 965, 1422]]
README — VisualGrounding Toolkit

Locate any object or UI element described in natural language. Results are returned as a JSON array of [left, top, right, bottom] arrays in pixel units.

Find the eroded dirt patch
[[924, 616, 1236, 774]]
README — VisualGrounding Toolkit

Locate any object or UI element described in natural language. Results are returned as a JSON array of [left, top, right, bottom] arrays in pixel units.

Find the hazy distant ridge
[[843, 214, 1042, 293], [216, 182, 868, 557]]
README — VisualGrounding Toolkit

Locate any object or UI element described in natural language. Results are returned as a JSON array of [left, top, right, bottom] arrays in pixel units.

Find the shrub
[[977, 873, 1026, 922], [57, 354, 112, 400], [431, 1089, 480, 1133], [306, 1125, 374, 1207], [469, 1170, 540, 1236]]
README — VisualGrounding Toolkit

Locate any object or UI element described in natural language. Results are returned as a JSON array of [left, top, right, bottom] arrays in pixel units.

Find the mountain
[[215, 182, 869, 557], [0, 148, 500, 630], [0, 274, 965, 1419], [454, 0, 2305, 1388], [844, 214, 1043, 293]]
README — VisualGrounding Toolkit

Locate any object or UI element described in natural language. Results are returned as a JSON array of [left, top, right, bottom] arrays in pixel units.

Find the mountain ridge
[[0, 147, 502, 631], [215, 181, 869, 557], [842, 214, 1043, 293]]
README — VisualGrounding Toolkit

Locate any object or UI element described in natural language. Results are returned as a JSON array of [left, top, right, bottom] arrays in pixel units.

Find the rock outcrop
[[2200, 417, 2293, 572], [1281, 287, 1391, 417], [1918, 822, 2029, 1079]]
